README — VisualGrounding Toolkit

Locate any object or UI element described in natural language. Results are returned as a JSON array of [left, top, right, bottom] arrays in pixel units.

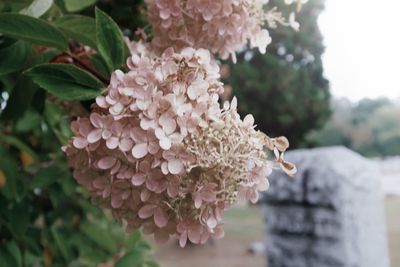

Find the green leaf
[[126, 231, 142, 250], [20, 0, 53, 18], [95, 7, 127, 71], [15, 109, 41, 133], [0, 134, 39, 165], [54, 15, 97, 48], [1, 75, 38, 121], [30, 165, 65, 189], [0, 40, 31, 75], [115, 250, 144, 267], [25, 63, 105, 100], [23, 250, 42, 266], [0, 13, 68, 51], [48, 184, 65, 208], [0, 36, 17, 49], [8, 201, 30, 239], [0, 148, 19, 200], [64, 0, 96, 12], [6, 241, 22, 267], [60, 174, 76, 195], [80, 221, 119, 254], [51, 227, 73, 261], [91, 53, 111, 78], [0, 246, 18, 267]]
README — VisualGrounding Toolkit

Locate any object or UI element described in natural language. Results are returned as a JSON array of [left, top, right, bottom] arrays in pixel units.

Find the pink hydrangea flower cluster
[[63, 46, 295, 246], [145, 0, 304, 62]]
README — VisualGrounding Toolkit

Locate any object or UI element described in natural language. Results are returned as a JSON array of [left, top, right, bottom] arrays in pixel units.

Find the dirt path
[[151, 204, 265, 267], [150, 198, 400, 267]]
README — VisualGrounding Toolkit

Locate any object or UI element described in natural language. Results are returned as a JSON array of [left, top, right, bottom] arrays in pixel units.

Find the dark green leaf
[[0, 246, 18, 267], [0, 40, 31, 75], [60, 174, 76, 195], [64, 0, 96, 12], [126, 230, 141, 250], [80, 221, 119, 254], [8, 201, 30, 239], [0, 134, 39, 164], [1, 75, 38, 121], [30, 165, 65, 189], [6, 241, 22, 267], [0, 148, 19, 200], [0, 13, 68, 51], [115, 250, 144, 267], [25, 63, 105, 100], [54, 15, 97, 48], [23, 250, 42, 266], [51, 227, 73, 261], [0, 36, 17, 49], [95, 7, 127, 71], [15, 109, 41, 133], [48, 184, 65, 208], [91, 53, 110, 78], [20, 0, 53, 18]]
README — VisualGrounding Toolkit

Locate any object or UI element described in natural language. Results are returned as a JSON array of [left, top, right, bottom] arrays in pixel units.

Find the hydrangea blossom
[[63, 45, 295, 246], [145, 0, 306, 62]]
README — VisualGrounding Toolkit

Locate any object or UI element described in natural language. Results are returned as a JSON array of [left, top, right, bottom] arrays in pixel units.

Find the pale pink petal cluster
[[63, 46, 294, 246], [145, 0, 303, 62]]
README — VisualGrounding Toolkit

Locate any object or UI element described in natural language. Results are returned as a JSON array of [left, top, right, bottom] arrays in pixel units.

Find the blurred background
[[152, 0, 400, 266]]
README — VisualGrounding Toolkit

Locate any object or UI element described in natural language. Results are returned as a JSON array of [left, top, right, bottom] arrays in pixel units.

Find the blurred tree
[[226, 0, 330, 148], [308, 97, 400, 157]]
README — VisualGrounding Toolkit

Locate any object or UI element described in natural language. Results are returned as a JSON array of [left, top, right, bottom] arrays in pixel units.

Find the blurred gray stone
[[262, 146, 389, 267]]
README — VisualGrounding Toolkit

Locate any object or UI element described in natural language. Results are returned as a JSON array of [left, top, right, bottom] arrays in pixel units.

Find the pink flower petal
[[243, 114, 255, 128], [194, 194, 202, 209], [179, 232, 188, 248], [168, 158, 184, 174], [98, 157, 117, 169], [102, 129, 112, 140], [159, 137, 171, 150], [188, 226, 201, 244], [87, 129, 102, 143], [130, 127, 147, 143], [154, 128, 166, 140], [154, 207, 168, 228], [110, 102, 124, 115], [160, 114, 177, 134], [89, 113, 102, 128], [201, 190, 216, 202], [73, 137, 88, 149], [111, 196, 124, 208], [119, 138, 133, 151], [167, 184, 178, 197], [106, 136, 119, 149], [140, 190, 151, 202], [207, 216, 217, 229], [138, 204, 156, 219], [132, 143, 148, 159], [140, 118, 155, 130], [131, 173, 146, 186], [93, 177, 108, 189], [148, 142, 160, 154]]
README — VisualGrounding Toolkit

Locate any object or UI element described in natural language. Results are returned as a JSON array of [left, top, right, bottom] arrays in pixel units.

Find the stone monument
[[262, 146, 389, 267]]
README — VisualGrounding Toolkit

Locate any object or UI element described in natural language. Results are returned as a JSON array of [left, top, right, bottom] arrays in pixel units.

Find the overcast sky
[[318, 0, 400, 101]]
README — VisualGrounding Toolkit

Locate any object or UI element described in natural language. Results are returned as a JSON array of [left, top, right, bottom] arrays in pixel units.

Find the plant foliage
[[0, 1, 157, 266]]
